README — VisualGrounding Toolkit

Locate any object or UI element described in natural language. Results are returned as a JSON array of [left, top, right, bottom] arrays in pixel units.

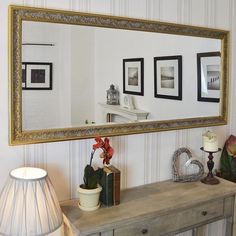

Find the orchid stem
[[90, 150, 95, 166]]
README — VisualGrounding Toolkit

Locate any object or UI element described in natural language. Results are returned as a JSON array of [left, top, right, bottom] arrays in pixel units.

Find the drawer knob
[[201, 211, 208, 216], [141, 228, 148, 234]]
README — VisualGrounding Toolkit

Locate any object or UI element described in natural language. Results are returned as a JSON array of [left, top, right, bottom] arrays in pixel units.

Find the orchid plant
[[82, 137, 114, 189]]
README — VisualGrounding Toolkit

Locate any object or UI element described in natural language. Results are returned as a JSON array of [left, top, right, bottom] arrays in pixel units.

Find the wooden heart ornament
[[172, 147, 204, 182]]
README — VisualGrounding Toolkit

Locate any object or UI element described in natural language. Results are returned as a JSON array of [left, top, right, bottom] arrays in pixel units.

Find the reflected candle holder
[[200, 147, 221, 185]]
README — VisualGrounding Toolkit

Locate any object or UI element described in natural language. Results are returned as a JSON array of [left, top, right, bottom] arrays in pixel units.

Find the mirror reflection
[[22, 21, 221, 131]]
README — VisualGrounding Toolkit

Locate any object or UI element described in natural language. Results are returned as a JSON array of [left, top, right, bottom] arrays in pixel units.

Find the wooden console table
[[61, 179, 236, 236]]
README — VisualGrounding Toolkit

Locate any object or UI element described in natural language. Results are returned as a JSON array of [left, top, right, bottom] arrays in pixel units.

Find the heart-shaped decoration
[[172, 147, 204, 182]]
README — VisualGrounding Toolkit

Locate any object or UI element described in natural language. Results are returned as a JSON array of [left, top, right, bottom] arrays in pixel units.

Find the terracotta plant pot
[[77, 185, 102, 211]]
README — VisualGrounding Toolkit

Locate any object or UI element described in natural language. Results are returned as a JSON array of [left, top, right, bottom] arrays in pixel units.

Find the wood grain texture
[[61, 178, 236, 236], [101, 231, 113, 236]]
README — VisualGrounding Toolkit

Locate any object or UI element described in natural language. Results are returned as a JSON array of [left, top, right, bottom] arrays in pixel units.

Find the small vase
[[77, 185, 102, 211]]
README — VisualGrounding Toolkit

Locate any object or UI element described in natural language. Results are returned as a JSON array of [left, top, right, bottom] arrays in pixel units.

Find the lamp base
[[201, 176, 220, 185]]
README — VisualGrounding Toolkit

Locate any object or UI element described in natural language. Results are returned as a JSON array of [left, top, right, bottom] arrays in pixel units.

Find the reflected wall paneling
[[3, 0, 235, 235]]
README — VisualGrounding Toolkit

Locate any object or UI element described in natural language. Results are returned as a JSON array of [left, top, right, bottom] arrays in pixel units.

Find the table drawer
[[114, 199, 224, 236]]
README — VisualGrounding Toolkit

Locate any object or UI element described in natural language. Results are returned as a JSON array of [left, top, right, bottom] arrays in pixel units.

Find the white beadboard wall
[[0, 0, 235, 235]]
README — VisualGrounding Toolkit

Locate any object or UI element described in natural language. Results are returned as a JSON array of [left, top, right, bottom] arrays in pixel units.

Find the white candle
[[203, 131, 218, 152]]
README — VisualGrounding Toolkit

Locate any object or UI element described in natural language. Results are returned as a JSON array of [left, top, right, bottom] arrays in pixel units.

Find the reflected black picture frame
[[123, 58, 144, 96], [22, 62, 53, 90], [197, 51, 221, 103], [22, 62, 26, 89], [154, 55, 182, 100]]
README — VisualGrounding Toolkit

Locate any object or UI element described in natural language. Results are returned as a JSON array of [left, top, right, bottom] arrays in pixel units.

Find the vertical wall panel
[[151, 0, 162, 20], [159, 131, 176, 180], [69, 139, 93, 198], [45, 0, 71, 10], [215, 0, 231, 30], [146, 0, 153, 20], [183, 0, 192, 24], [126, 134, 145, 187], [127, 0, 147, 18], [207, 0, 216, 27], [191, 0, 207, 26], [46, 142, 71, 200], [23, 144, 47, 169], [178, 231, 192, 236], [144, 133, 160, 183], [23, 0, 36, 6], [160, 0, 178, 22], [90, 0, 110, 14], [113, 136, 128, 189]]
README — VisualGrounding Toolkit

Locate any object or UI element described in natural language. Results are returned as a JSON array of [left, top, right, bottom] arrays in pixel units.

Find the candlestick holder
[[200, 147, 221, 185]]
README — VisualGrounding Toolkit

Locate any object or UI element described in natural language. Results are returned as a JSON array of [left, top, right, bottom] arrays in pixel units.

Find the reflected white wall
[[94, 29, 221, 122], [22, 22, 72, 130], [22, 23, 221, 128], [70, 26, 95, 126]]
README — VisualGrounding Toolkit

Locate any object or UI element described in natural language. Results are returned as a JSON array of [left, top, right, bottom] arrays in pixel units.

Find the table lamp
[[0, 167, 63, 236]]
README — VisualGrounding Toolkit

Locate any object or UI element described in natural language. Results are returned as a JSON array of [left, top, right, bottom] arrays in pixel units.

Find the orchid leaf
[[83, 165, 103, 189]]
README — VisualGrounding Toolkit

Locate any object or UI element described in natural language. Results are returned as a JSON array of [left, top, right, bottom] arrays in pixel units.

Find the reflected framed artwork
[[23, 62, 53, 90], [22, 63, 26, 89], [197, 52, 221, 103], [154, 55, 182, 100], [123, 58, 144, 96]]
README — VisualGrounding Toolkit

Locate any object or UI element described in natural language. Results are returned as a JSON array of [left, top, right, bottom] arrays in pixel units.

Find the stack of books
[[99, 165, 121, 206]]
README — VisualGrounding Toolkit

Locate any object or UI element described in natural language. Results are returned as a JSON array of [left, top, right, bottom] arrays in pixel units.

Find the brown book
[[107, 165, 121, 205]]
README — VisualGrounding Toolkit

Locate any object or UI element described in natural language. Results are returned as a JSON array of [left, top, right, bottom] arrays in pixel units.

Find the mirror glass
[[9, 5, 229, 144], [22, 21, 221, 131]]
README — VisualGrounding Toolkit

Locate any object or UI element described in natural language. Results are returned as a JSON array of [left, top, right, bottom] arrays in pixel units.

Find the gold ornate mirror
[[9, 5, 229, 145]]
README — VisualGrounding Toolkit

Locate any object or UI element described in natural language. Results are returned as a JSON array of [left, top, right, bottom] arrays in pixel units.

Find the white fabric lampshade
[[0, 167, 63, 236]]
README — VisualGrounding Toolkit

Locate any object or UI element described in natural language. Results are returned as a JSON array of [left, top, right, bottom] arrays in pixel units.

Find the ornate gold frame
[[9, 5, 230, 145]]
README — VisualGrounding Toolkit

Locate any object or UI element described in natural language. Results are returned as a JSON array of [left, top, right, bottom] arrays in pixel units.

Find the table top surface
[[61, 178, 236, 235]]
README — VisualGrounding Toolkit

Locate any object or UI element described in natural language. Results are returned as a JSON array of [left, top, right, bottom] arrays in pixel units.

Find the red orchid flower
[[91, 137, 114, 165], [93, 136, 104, 150]]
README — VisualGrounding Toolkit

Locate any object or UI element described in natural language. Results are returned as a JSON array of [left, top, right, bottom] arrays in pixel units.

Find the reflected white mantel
[[99, 103, 149, 122]]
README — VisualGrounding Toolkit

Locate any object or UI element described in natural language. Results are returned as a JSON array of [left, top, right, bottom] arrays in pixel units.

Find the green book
[[99, 167, 113, 206]]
